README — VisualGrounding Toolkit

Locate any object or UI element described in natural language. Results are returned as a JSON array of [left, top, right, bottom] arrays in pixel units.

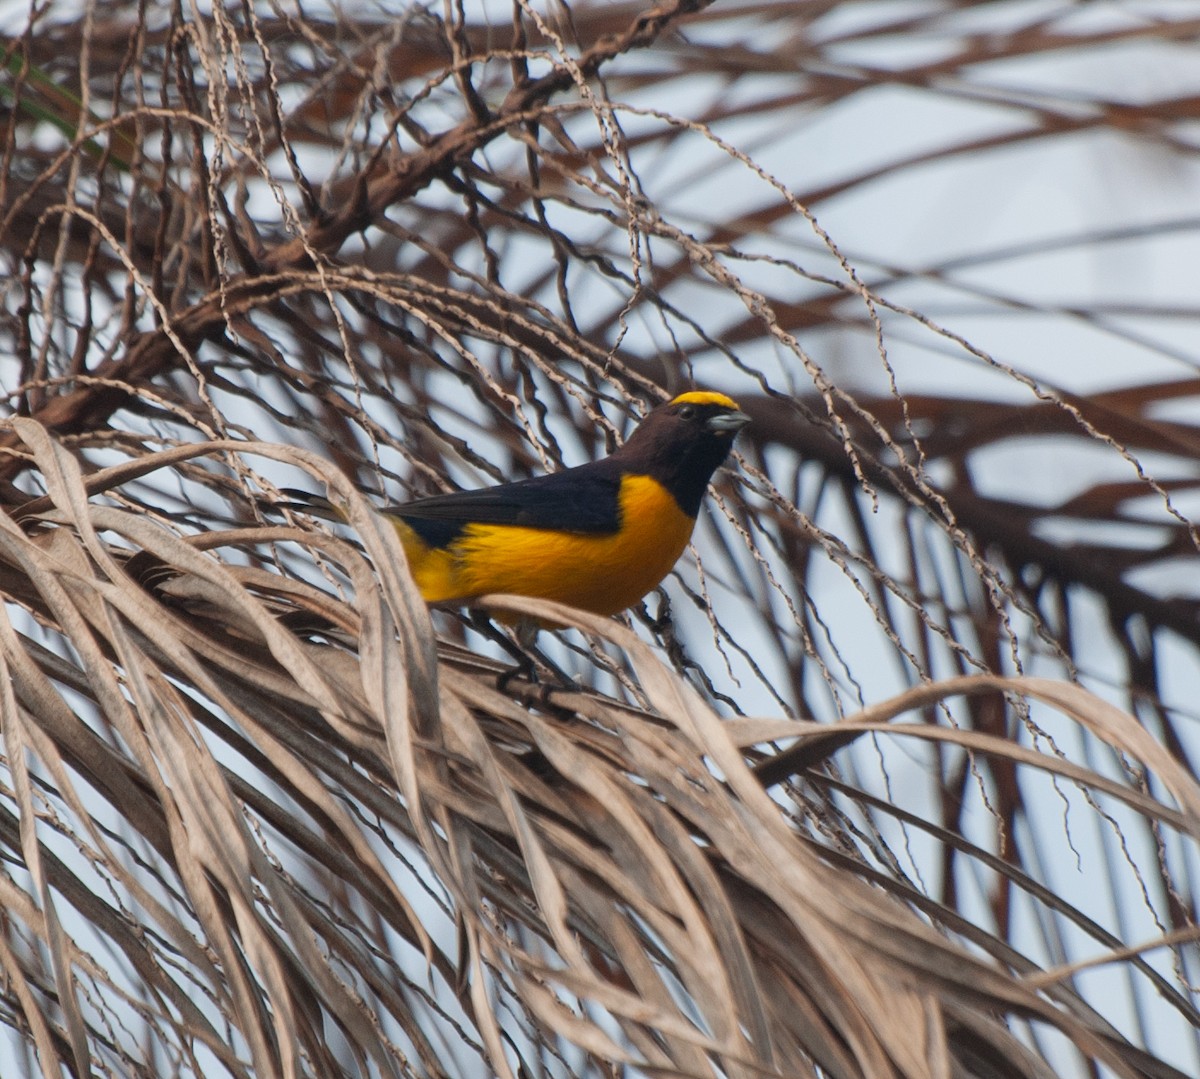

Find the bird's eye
[[678, 404, 696, 420]]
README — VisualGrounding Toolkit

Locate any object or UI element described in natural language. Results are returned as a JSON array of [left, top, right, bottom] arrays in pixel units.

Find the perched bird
[[370, 390, 749, 616]]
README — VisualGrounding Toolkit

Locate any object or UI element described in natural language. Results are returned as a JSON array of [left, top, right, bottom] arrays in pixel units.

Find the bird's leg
[[466, 611, 578, 690], [512, 617, 582, 690], [464, 610, 536, 687]]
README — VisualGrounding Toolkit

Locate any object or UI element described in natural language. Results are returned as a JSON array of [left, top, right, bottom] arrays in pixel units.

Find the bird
[[362, 389, 749, 617]]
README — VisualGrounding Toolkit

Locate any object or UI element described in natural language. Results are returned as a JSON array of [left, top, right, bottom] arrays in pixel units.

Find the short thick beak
[[707, 410, 751, 434]]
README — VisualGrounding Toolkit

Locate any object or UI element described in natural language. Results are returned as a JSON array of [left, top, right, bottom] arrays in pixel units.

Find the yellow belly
[[394, 475, 696, 616]]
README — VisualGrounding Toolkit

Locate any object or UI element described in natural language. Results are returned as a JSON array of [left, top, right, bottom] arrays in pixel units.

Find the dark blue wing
[[384, 462, 623, 549]]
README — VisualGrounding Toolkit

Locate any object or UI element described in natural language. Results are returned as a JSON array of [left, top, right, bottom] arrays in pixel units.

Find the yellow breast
[[395, 474, 697, 616]]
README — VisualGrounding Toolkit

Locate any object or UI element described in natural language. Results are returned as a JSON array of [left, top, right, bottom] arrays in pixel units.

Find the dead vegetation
[[0, 2, 1198, 1076]]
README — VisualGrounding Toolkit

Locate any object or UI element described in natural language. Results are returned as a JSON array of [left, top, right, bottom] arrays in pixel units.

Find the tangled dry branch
[[1, 1, 1199, 1076]]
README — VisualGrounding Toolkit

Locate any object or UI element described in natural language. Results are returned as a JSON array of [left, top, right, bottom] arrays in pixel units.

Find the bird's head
[[615, 390, 750, 516]]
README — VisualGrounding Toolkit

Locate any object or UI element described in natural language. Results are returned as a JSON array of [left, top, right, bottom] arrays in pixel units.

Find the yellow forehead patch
[[669, 390, 740, 410]]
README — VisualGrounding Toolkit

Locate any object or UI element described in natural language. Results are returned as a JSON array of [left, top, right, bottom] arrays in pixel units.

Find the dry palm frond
[[0, 421, 1193, 1077], [1, 0, 1199, 1076]]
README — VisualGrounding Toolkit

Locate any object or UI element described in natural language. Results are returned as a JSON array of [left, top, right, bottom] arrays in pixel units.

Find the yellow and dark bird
[[370, 390, 749, 616]]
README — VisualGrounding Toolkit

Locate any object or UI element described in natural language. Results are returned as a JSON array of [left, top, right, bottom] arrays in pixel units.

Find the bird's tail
[[269, 487, 350, 523]]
